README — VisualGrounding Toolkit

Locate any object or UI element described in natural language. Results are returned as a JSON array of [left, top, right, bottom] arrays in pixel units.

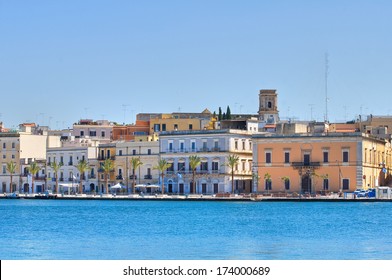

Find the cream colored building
[[114, 140, 160, 192], [0, 124, 61, 193]]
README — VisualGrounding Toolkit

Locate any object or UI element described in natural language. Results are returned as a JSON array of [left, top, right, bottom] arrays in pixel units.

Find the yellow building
[[252, 132, 392, 194]]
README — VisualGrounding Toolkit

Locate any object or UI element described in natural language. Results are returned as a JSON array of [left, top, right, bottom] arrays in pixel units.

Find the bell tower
[[258, 89, 279, 123]]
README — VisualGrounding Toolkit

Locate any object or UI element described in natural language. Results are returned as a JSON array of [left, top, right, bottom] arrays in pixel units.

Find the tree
[[6, 161, 17, 193], [28, 161, 41, 194], [264, 173, 272, 193], [76, 159, 90, 194], [222, 112, 226, 120], [153, 159, 172, 194], [218, 107, 222, 121], [189, 155, 201, 194], [50, 161, 63, 194], [224, 154, 240, 194], [101, 159, 114, 194], [130, 157, 143, 194], [281, 176, 290, 192], [226, 105, 232, 120]]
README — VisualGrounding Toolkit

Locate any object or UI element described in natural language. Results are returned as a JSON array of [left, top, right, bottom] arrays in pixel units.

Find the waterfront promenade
[[1, 192, 391, 202]]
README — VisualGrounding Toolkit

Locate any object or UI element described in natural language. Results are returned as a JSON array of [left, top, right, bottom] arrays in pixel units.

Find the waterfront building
[[252, 132, 392, 194], [0, 123, 61, 193], [159, 129, 254, 194], [114, 140, 160, 192], [97, 143, 117, 193], [46, 142, 99, 194]]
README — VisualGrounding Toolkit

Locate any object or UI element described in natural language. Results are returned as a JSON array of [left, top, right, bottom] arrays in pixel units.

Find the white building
[[46, 145, 99, 193], [159, 129, 254, 194], [0, 123, 61, 193]]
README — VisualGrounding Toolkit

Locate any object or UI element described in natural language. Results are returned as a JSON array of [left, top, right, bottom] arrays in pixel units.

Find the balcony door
[[301, 175, 312, 193]]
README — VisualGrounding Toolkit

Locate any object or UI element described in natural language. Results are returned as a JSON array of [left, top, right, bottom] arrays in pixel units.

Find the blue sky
[[1, 0, 391, 129]]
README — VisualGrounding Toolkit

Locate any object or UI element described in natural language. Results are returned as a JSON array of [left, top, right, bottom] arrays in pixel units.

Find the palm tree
[[28, 161, 41, 194], [225, 154, 240, 194], [101, 159, 114, 194], [130, 157, 143, 194], [6, 161, 17, 193], [49, 161, 63, 194], [189, 155, 201, 194], [76, 159, 90, 194], [153, 159, 172, 194]]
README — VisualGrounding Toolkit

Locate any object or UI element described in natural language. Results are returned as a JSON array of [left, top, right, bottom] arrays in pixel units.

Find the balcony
[[59, 178, 64, 182], [129, 175, 137, 180], [116, 175, 124, 180], [68, 161, 73, 166], [144, 175, 153, 180], [291, 162, 321, 167], [89, 175, 96, 179]]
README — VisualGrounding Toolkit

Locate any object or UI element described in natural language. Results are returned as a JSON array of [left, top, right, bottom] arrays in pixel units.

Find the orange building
[[252, 132, 392, 194], [112, 120, 150, 141]]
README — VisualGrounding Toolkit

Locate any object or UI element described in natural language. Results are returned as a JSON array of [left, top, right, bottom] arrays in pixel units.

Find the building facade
[[252, 132, 392, 194], [46, 146, 99, 193], [0, 124, 61, 193], [159, 129, 254, 194]]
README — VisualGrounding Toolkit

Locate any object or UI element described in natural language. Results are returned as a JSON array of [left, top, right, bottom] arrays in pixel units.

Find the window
[[212, 162, 219, 172], [180, 142, 184, 152], [242, 161, 246, 171], [242, 141, 246, 150], [304, 154, 310, 166], [285, 179, 290, 190], [89, 131, 97, 137], [3, 143, 5, 149], [178, 162, 185, 172], [249, 141, 252, 151], [169, 142, 173, 152], [101, 131, 106, 138], [147, 149, 151, 155], [162, 124, 166, 131], [343, 151, 349, 163], [214, 140, 219, 151], [132, 149, 136, 155], [342, 179, 349, 190], [174, 124, 178, 130], [2, 155, 5, 159], [265, 152, 271, 164], [284, 152, 290, 164], [234, 140, 238, 150], [12, 142, 15, 149], [191, 141, 196, 152], [189, 124, 193, 130], [107, 150, 110, 158], [80, 131, 85, 137], [60, 156, 64, 164], [323, 179, 329, 190], [200, 161, 208, 172], [323, 151, 329, 163], [154, 124, 161, 132], [119, 150, 123, 156], [2, 165, 6, 174], [202, 141, 207, 151]]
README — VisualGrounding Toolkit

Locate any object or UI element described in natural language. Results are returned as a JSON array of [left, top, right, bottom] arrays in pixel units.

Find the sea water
[[1, 199, 391, 260]]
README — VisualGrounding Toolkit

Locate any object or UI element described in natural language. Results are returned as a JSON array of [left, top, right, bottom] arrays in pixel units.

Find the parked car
[[356, 190, 368, 197]]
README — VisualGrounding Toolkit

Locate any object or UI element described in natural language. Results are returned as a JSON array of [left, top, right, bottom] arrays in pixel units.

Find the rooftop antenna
[[309, 104, 314, 121], [122, 104, 130, 124], [325, 52, 329, 123]]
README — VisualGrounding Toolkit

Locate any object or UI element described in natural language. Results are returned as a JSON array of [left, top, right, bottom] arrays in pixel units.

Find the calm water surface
[[1, 199, 391, 260]]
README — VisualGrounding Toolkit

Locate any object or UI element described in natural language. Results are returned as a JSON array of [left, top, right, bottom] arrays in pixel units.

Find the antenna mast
[[325, 53, 329, 123]]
